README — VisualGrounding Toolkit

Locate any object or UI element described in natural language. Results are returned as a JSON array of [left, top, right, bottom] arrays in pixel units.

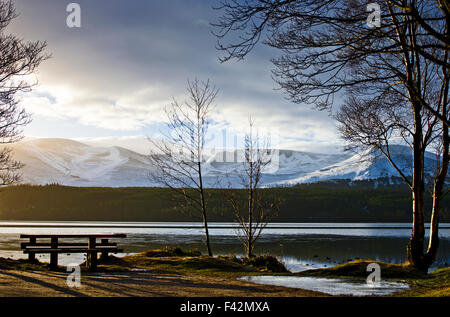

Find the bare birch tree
[[213, 0, 449, 272], [148, 78, 218, 256], [224, 119, 279, 258], [336, 62, 448, 271], [0, 1, 49, 185]]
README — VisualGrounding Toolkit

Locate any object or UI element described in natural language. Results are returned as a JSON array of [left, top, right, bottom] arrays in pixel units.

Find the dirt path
[[0, 269, 325, 297]]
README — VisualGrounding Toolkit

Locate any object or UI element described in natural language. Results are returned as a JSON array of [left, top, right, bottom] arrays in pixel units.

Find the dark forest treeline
[[0, 183, 449, 222]]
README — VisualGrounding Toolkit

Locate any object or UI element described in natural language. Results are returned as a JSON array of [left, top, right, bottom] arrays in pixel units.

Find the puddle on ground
[[238, 276, 409, 296], [130, 268, 150, 272]]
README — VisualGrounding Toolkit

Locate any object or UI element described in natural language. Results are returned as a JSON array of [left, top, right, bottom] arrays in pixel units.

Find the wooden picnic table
[[20, 233, 127, 271]]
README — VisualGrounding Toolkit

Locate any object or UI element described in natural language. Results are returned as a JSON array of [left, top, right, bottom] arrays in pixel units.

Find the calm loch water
[[0, 221, 449, 272]]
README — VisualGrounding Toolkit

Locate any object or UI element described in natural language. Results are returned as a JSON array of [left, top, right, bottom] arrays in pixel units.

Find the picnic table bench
[[20, 233, 127, 271]]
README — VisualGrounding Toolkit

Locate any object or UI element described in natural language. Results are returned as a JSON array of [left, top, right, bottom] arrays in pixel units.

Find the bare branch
[[148, 78, 219, 256], [0, 0, 49, 187]]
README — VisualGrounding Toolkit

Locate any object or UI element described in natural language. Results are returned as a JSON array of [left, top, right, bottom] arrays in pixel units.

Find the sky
[[9, 0, 344, 154]]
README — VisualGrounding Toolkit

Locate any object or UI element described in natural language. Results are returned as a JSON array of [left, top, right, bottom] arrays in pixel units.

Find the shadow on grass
[[0, 270, 87, 297]]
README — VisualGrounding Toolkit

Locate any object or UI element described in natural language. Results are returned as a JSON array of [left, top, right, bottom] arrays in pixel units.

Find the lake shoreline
[[1, 221, 449, 272]]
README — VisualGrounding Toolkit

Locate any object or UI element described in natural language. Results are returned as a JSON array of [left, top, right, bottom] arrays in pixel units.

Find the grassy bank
[[1, 183, 450, 222], [1, 248, 448, 296], [121, 247, 289, 275], [0, 248, 321, 297], [0, 247, 288, 275]]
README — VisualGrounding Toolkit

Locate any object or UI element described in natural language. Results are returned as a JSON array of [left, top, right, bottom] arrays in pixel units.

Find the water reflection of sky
[[238, 276, 410, 296]]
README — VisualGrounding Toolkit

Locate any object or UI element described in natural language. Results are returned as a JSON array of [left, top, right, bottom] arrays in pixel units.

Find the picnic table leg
[[100, 239, 109, 260], [87, 237, 97, 271], [50, 237, 58, 269], [88, 252, 98, 271], [28, 237, 36, 262]]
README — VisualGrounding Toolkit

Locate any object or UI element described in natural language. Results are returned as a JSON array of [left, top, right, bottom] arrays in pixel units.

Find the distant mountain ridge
[[6, 138, 445, 188], [277, 145, 443, 186]]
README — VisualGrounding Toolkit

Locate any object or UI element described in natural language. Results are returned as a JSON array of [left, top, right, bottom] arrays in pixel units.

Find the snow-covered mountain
[[9, 138, 155, 187], [277, 145, 442, 186], [5, 138, 444, 187]]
